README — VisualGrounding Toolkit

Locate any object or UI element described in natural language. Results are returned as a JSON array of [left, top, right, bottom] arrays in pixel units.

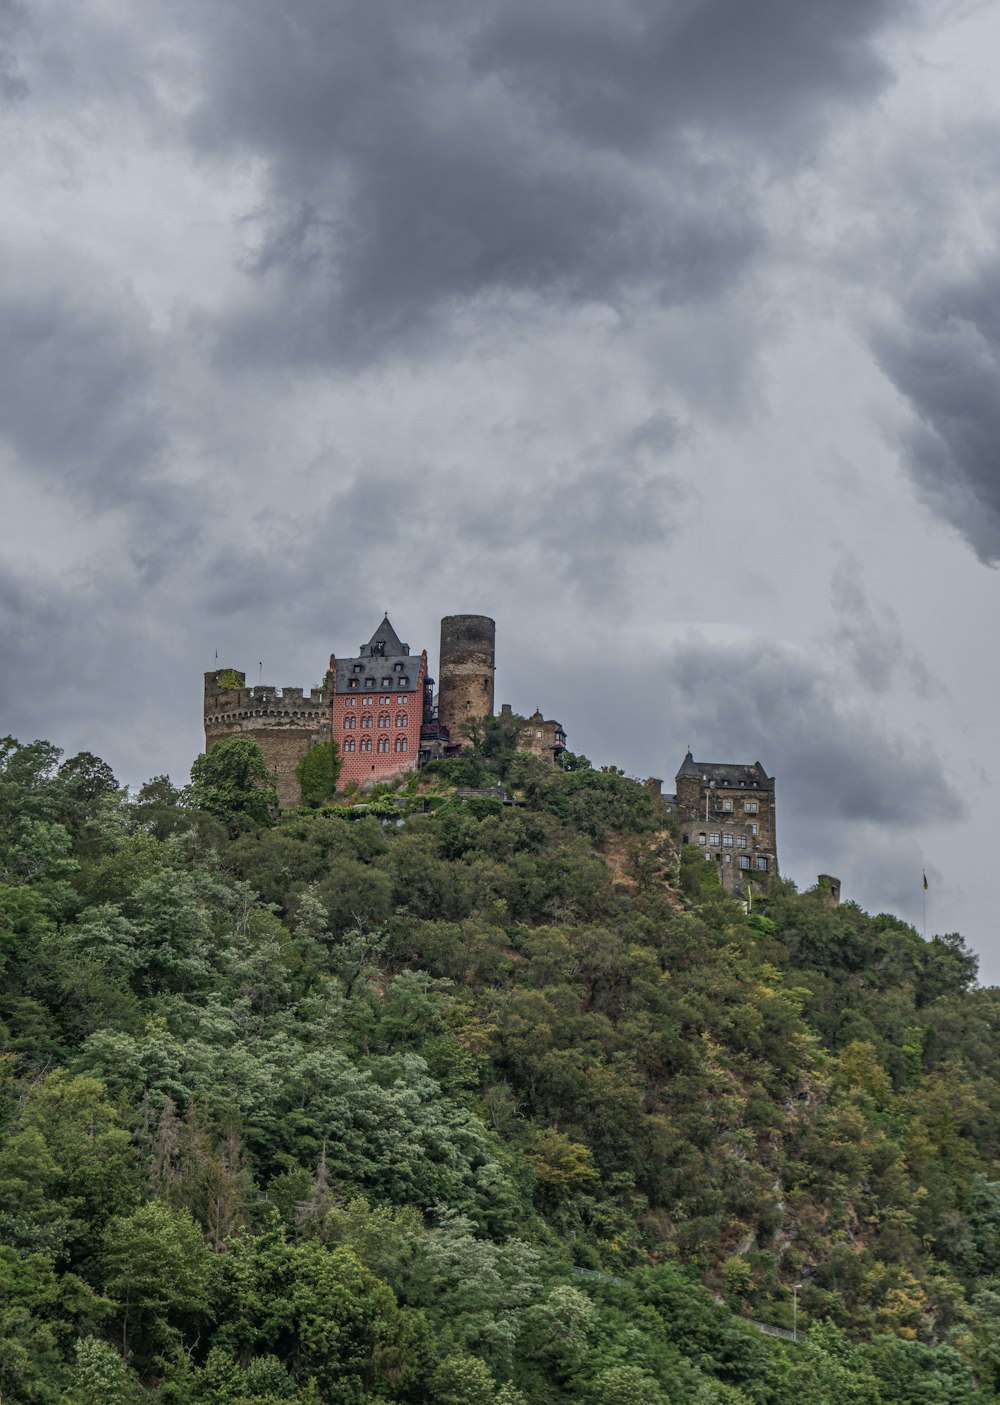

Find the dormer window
[[348, 678, 358, 689], [353, 662, 363, 673], [394, 661, 403, 671], [372, 640, 385, 656], [398, 676, 408, 687], [365, 677, 375, 688], [382, 677, 391, 687]]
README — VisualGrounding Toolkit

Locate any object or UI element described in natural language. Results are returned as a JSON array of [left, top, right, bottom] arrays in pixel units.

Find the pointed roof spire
[[361, 614, 408, 658], [676, 750, 700, 779]]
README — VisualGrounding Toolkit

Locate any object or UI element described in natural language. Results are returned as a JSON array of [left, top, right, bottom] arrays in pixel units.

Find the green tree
[[101, 1201, 212, 1364], [185, 737, 278, 832], [296, 741, 343, 808]]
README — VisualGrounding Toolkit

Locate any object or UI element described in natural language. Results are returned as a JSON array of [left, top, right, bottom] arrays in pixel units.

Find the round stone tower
[[437, 614, 495, 744]]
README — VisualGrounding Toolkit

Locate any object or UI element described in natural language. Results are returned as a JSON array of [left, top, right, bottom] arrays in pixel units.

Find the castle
[[672, 752, 777, 899], [204, 613, 567, 806], [203, 615, 785, 899]]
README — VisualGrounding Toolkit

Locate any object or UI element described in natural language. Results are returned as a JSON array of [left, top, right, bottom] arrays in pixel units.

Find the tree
[[184, 737, 278, 832], [101, 1201, 212, 1364], [296, 741, 343, 808]]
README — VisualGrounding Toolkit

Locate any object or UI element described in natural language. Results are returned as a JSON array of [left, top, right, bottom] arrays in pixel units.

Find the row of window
[[718, 800, 759, 814], [698, 827, 758, 846], [344, 713, 409, 730], [347, 675, 409, 689], [707, 853, 769, 871], [343, 737, 409, 754], [344, 695, 407, 708]]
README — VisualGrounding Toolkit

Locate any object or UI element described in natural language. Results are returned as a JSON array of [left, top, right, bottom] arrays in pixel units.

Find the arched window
[[343, 715, 356, 730], [360, 737, 372, 752], [378, 736, 389, 753], [361, 714, 373, 729], [378, 713, 390, 728], [343, 738, 355, 753], [396, 713, 408, 727], [395, 736, 408, 753]]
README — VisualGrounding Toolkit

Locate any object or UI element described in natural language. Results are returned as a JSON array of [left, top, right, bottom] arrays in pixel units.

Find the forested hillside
[[3, 731, 1000, 1403]]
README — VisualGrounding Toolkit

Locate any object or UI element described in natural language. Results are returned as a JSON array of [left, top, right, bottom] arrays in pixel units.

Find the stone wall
[[203, 670, 330, 809]]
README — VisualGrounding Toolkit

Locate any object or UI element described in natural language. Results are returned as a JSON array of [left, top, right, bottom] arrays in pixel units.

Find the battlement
[[204, 670, 330, 737]]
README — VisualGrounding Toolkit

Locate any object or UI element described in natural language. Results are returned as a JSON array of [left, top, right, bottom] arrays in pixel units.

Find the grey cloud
[[872, 266, 1000, 564], [830, 554, 936, 697], [0, 243, 163, 506], [0, 1, 28, 103], [656, 637, 962, 826], [177, 0, 909, 366]]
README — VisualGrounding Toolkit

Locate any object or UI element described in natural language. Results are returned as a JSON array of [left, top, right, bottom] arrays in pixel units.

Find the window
[[353, 662, 363, 673], [724, 854, 731, 863], [348, 678, 358, 689], [360, 737, 372, 752], [698, 832, 706, 846], [397, 694, 407, 705], [709, 832, 721, 847], [365, 677, 375, 688], [378, 736, 389, 753], [343, 738, 355, 753], [346, 696, 356, 707], [398, 676, 408, 686], [382, 677, 391, 688], [361, 714, 373, 729], [744, 801, 758, 814], [395, 736, 408, 753], [378, 713, 390, 728], [751, 823, 758, 837], [343, 716, 356, 730], [394, 661, 403, 671], [737, 835, 747, 849], [755, 857, 768, 872], [372, 640, 385, 656], [722, 799, 732, 813], [396, 713, 408, 727], [739, 855, 751, 870], [723, 834, 733, 848]]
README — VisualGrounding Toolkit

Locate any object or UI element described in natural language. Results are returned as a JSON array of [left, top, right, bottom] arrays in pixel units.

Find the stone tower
[[203, 669, 331, 810], [437, 614, 495, 745]]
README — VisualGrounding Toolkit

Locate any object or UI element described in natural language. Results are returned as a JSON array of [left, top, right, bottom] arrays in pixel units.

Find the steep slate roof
[[360, 615, 408, 658], [675, 752, 771, 787], [332, 616, 418, 694]]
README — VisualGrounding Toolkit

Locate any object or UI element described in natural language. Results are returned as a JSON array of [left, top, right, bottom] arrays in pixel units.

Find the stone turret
[[437, 614, 495, 745]]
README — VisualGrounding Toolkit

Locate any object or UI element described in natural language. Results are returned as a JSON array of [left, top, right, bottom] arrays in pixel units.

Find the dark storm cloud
[[0, 244, 163, 506], [872, 261, 1000, 565], [657, 637, 962, 826], [830, 554, 936, 697], [196, 409, 685, 620], [177, 0, 911, 366]]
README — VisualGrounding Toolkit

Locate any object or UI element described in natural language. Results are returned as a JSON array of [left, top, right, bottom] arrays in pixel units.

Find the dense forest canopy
[[2, 730, 999, 1403]]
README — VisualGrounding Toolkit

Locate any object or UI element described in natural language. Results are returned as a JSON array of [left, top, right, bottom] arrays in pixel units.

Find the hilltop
[[1, 731, 999, 1404]]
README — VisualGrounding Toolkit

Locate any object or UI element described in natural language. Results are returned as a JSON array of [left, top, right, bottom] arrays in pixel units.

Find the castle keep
[[204, 611, 567, 806], [674, 752, 777, 898]]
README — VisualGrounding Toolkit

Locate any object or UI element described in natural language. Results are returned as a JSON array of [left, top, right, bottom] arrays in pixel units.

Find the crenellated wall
[[203, 670, 331, 809]]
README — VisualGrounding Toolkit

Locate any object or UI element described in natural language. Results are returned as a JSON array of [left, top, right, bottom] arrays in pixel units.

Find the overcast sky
[[2, 0, 999, 972]]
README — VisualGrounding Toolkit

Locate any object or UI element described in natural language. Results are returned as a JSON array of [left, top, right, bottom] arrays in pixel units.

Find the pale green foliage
[[68, 1337, 140, 1404], [185, 736, 278, 831]]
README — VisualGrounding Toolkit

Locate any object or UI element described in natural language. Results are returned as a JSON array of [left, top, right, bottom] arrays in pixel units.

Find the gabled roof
[[675, 752, 772, 788], [360, 615, 408, 658]]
